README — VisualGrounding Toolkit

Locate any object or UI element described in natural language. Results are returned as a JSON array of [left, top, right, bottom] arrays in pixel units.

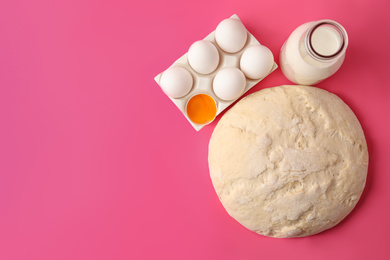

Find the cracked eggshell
[[208, 85, 368, 238]]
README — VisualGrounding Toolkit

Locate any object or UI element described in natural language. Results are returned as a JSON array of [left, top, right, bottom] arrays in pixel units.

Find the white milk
[[311, 25, 342, 56], [279, 20, 348, 85]]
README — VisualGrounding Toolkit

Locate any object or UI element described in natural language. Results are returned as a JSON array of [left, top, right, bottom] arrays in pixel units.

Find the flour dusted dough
[[208, 85, 368, 238]]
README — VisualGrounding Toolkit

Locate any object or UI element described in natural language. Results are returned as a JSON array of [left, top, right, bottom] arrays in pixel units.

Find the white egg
[[240, 45, 274, 79], [213, 67, 246, 101], [160, 67, 193, 98], [215, 18, 248, 53], [188, 40, 220, 74]]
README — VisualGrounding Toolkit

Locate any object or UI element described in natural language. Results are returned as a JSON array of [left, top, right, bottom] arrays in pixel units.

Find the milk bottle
[[279, 20, 348, 85]]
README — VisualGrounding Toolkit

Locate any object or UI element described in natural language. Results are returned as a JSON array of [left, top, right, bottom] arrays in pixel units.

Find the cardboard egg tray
[[154, 14, 278, 131]]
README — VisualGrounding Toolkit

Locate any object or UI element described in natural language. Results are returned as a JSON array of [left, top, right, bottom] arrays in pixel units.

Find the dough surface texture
[[208, 85, 368, 238]]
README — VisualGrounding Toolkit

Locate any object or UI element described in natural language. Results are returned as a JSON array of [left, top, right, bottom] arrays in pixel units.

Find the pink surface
[[0, 0, 389, 259]]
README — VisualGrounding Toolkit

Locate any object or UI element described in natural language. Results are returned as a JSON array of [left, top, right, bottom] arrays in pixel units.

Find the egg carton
[[154, 14, 278, 131]]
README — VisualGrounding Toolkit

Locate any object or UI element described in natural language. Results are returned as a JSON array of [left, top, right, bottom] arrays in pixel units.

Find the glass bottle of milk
[[279, 20, 348, 85]]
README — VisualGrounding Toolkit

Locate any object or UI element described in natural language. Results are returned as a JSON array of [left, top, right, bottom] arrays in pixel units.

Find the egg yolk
[[186, 94, 217, 125]]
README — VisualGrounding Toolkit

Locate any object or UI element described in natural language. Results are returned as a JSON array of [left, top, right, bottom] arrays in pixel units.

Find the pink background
[[1, 0, 389, 259]]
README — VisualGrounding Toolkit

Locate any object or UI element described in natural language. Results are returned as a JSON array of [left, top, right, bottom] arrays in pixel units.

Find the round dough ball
[[188, 40, 220, 74], [240, 45, 274, 79], [215, 18, 248, 53], [208, 85, 368, 238]]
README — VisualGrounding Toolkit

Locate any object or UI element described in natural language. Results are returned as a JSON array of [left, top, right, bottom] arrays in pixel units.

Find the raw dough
[[208, 85, 368, 238]]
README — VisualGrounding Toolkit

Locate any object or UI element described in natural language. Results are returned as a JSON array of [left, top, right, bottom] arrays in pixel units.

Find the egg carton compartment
[[155, 14, 278, 131]]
